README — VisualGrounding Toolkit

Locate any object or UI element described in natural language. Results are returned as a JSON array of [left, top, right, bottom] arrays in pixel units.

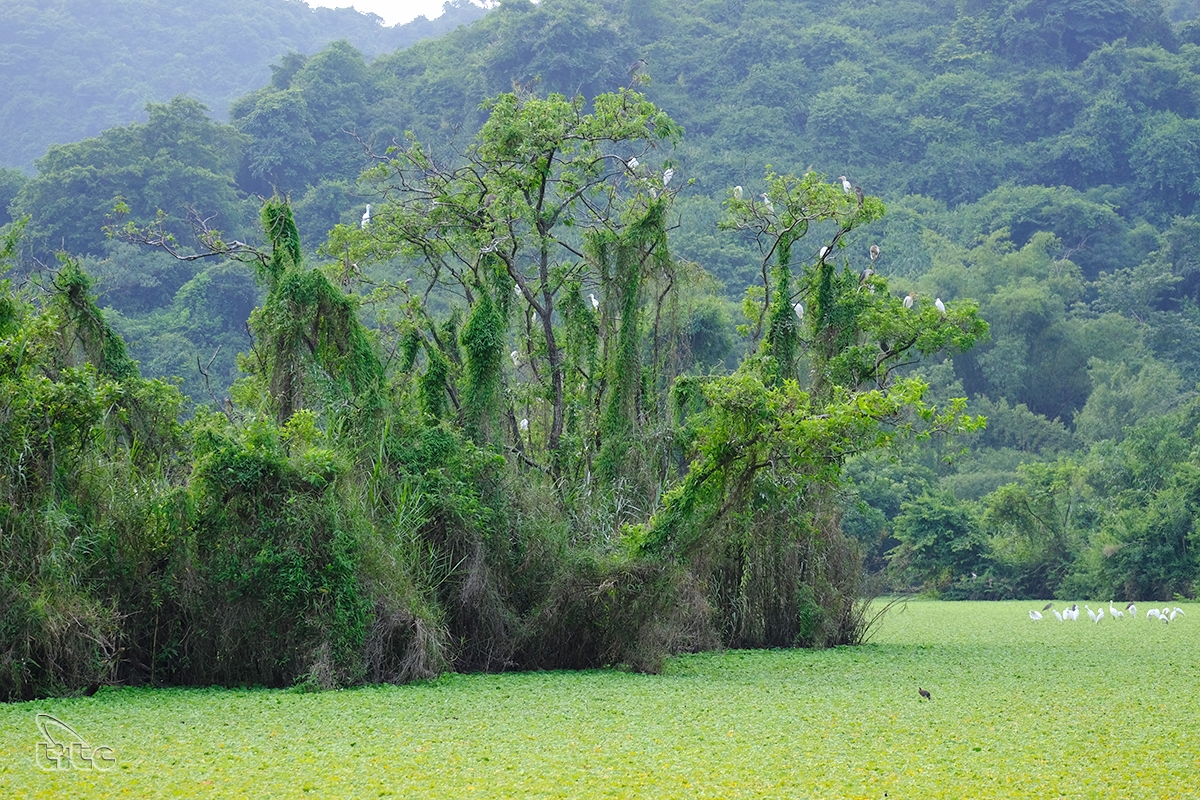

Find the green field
[[3, 601, 1198, 798]]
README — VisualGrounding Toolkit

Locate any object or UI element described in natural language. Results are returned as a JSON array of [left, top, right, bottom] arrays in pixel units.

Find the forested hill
[[6, 0, 1200, 614], [0, 0, 488, 172]]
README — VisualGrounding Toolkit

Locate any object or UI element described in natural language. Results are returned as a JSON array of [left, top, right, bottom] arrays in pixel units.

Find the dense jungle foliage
[[6, 0, 1200, 698], [0, 0, 488, 172]]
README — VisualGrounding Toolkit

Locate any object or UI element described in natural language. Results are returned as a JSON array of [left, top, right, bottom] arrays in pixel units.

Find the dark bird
[[1043, 602, 1053, 611], [83, 682, 100, 697], [918, 687, 931, 700], [628, 58, 647, 75]]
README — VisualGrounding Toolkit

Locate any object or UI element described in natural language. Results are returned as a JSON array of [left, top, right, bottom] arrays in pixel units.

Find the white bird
[[761, 193, 774, 213], [1127, 602, 1137, 619], [935, 297, 946, 315], [589, 293, 599, 311], [869, 244, 880, 262], [1109, 601, 1124, 619], [1147, 608, 1161, 620], [819, 246, 830, 259], [904, 292, 915, 309], [361, 204, 371, 228], [1095, 609, 1105, 623], [510, 350, 520, 367], [1029, 609, 1042, 620], [649, 187, 658, 199], [793, 302, 804, 321], [628, 156, 639, 171], [663, 168, 675, 187], [1052, 609, 1063, 622], [839, 175, 853, 193], [1171, 607, 1185, 621], [733, 185, 743, 200], [1086, 605, 1098, 623], [514, 284, 523, 297], [518, 418, 529, 431]]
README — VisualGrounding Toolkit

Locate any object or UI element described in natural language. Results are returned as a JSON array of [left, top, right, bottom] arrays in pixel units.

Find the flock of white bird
[[1028, 601, 1186, 623]]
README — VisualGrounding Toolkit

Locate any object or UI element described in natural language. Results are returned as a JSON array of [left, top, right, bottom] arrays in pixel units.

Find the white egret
[[839, 175, 853, 193], [869, 244, 880, 261], [904, 292, 915, 309], [1086, 605, 1098, 622], [819, 246, 830, 259], [663, 168, 675, 187], [1029, 609, 1042, 620], [510, 350, 520, 367], [589, 293, 600, 311], [1109, 601, 1124, 619], [628, 156, 639, 171], [1096, 609, 1104, 623], [1127, 602, 1137, 618], [935, 297, 946, 315], [1147, 608, 1161, 620], [793, 302, 804, 321], [519, 418, 529, 431], [361, 204, 371, 228], [1171, 607, 1185, 621], [733, 185, 743, 200], [1052, 609, 1063, 622], [649, 187, 658, 199], [761, 193, 774, 213]]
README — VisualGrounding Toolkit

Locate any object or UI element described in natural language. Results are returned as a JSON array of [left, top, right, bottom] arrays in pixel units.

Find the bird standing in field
[[918, 687, 931, 700], [1052, 609, 1063, 622], [1029, 609, 1042, 620], [1127, 602, 1137, 618]]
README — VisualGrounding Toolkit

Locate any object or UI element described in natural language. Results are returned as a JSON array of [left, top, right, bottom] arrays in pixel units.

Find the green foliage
[[13, 96, 251, 258], [0, 0, 488, 172]]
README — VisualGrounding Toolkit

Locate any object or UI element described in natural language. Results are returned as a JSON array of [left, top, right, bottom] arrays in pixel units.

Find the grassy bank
[[3, 600, 1198, 798]]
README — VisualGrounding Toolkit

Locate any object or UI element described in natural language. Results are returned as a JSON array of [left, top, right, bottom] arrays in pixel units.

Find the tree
[[348, 86, 681, 467], [13, 96, 250, 258]]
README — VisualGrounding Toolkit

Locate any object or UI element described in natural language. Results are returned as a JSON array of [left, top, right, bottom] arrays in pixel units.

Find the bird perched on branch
[[935, 297, 946, 315], [589, 293, 600, 311], [361, 204, 370, 228], [839, 176, 853, 193], [903, 292, 915, 309], [793, 302, 804, 321], [733, 185, 743, 200], [869, 245, 880, 262]]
